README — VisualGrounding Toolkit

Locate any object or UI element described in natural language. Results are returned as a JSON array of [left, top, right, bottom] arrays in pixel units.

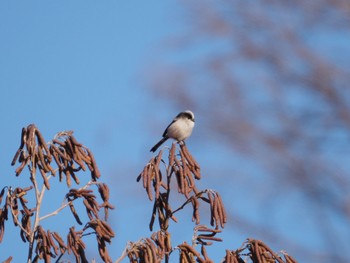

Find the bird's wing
[[162, 120, 176, 137]]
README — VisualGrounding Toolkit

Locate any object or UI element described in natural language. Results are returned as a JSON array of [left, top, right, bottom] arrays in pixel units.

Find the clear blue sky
[[1, 1, 348, 262], [0, 1, 183, 261]]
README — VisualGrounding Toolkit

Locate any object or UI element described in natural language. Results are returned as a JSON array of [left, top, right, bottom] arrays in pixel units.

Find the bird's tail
[[150, 137, 168, 152]]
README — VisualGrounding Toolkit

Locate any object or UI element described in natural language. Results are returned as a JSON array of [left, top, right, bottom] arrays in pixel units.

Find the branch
[[54, 253, 65, 263], [114, 244, 129, 263], [39, 198, 73, 221], [171, 190, 206, 216], [39, 181, 99, 221]]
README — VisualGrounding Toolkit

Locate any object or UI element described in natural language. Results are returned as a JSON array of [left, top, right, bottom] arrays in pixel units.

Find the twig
[[39, 198, 74, 221], [39, 181, 99, 221], [54, 253, 65, 263], [171, 191, 205, 216], [114, 244, 129, 263], [28, 160, 56, 262]]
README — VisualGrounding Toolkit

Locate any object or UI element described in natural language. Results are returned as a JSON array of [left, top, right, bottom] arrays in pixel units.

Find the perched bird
[[150, 110, 195, 152]]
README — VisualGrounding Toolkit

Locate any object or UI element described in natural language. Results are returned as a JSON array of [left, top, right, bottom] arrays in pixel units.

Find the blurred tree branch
[[146, 1, 350, 262]]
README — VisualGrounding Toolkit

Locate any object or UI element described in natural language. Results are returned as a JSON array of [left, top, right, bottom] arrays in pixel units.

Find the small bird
[[150, 110, 195, 152]]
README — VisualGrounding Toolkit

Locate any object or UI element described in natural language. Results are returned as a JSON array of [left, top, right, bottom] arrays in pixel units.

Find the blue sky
[[0, 1, 177, 165], [0, 1, 182, 261], [1, 1, 248, 262], [1, 1, 349, 263]]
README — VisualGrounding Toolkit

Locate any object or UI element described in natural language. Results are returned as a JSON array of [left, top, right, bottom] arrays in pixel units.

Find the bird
[[150, 110, 195, 152]]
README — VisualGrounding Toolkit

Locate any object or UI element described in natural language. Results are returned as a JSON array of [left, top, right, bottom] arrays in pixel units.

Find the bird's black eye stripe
[[175, 111, 194, 121], [181, 112, 194, 120]]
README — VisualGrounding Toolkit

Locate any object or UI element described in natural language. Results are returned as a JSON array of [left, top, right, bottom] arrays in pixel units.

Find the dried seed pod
[[67, 227, 88, 263], [83, 198, 99, 220], [0, 212, 7, 242], [67, 166, 80, 185], [250, 239, 264, 263], [180, 144, 199, 167], [164, 231, 172, 254], [154, 231, 165, 251], [15, 154, 27, 177], [175, 168, 184, 194], [206, 190, 227, 229], [207, 191, 215, 227], [179, 250, 191, 263], [64, 169, 72, 188], [64, 136, 75, 156], [97, 237, 113, 263], [148, 238, 159, 263], [174, 158, 186, 195], [37, 164, 50, 190], [69, 202, 83, 225], [52, 138, 66, 147], [247, 239, 286, 263], [138, 164, 148, 187], [11, 148, 22, 166], [86, 148, 101, 180], [99, 220, 115, 239], [10, 196, 19, 226], [197, 235, 222, 243], [128, 238, 161, 263], [195, 225, 221, 233], [282, 251, 298, 263], [200, 245, 214, 262], [178, 242, 204, 263], [73, 149, 87, 171], [20, 212, 32, 242], [25, 124, 37, 156], [34, 225, 55, 262], [146, 165, 154, 201], [77, 147, 91, 163], [0, 188, 6, 205], [2, 256, 12, 263], [149, 199, 158, 231], [35, 129, 51, 159], [46, 230, 59, 256], [224, 250, 231, 263], [183, 168, 195, 195], [215, 192, 227, 228], [36, 148, 49, 173], [97, 183, 109, 202], [153, 150, 163, 199], [50, 144, 71, 161], [69, 135, 83, 147], [168, 142, 176, 167], [191, 197, 200, 225], [180, 144, 201, 179], [50, 146, 63, 169], [51, 232, 67, 254], [84, 219, 115, 243], [157, 205, 166, 229]]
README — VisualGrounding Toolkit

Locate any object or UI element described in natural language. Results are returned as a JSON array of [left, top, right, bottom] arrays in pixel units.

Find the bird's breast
[[166, 119, 194, 141]]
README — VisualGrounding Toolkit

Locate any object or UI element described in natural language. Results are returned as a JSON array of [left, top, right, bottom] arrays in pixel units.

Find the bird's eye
[[183, 113, 192, 119]]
